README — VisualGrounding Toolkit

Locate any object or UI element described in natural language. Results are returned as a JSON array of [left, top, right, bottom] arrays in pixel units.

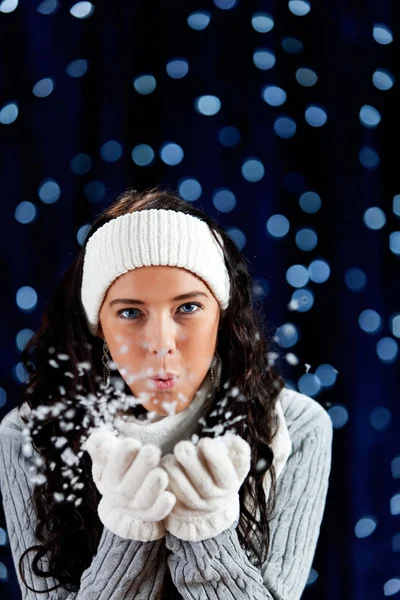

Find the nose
[[144, 314, 177, 357]]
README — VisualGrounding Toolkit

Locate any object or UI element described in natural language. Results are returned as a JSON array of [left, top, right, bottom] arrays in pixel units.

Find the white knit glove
[[83, 428, 176, 541], [160, 432, 251, 542]]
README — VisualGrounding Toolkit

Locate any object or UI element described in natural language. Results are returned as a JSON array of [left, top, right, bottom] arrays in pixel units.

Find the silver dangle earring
[[102, 341, 111, 388], [210, 354, 220, 392]]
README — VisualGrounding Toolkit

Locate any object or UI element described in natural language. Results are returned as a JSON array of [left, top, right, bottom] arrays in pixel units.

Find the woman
[[0, 186, 333, 599]]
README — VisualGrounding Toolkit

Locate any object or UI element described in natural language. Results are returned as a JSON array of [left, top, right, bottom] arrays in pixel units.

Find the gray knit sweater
[[0, 388, 333, 599]]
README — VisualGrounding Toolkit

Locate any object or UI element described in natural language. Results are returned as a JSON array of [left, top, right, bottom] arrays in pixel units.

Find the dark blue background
[[1, 1, 399, 598]]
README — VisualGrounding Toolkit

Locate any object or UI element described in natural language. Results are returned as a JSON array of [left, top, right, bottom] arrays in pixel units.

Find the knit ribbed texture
[[0, 388, 332, 599], [81, 210, 231, 336]]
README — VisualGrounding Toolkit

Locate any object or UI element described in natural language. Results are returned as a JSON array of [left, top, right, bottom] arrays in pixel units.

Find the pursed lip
[[150, 372, 179, 381]]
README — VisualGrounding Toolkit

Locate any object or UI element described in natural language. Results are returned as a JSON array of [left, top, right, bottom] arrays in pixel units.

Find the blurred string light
[[37, 0, 59, 15], [226, 227, 246, 250], [212, 188, 236, 213], [178, 178, 202, 202], [392, 456, 400, 478], [159, 142, 184, 166], [359, 146, 379, 170], [372, 23, 393, 45], [266, 214, 290, 238], [299, 190, 321, 213], [131, 144, 154, 166], [344, 267, 367, 292], [70, 1, 94, 19], [0, 102, 18, 124], [377, 338, 398, 363], [286, 264, 309, 287], [305, 105, 327, 127], [100, 140, 122, 162], [0, 388, 6, 409], [370, 406, 392, 430], [253, 49, 276, 70], [384, 578, 400, 596], [359, 309, 382, 334], [288, 1, 311, 17], [372, 69, 394, 90], [359, 105, 381, 129], [251, 12, 274, 33], [328, 405, 348, 428], [355, 516, 377, 538], [218, 125, 241, 147], [393, 194, 400, 216], [298, 373, 321, 396], [70, 153, 91, 174], [32, 78, 54, 98], [306, 568, 318, 586], [289, 288, 314, 312], [0, 561, 7, 582], [84, 181, 105, 202], [187, 11, 211, 30], [316, 364, 338, 387], [66, 59, 89, 78], [15, 201, 37, 224], [392, 533, 400, 552], [390, 232, 400, 255], [16, 286, 37, 311], [363, 207, 386, 229], [275, 323, 300, 348], [262, 85, 287, 106], [133, 75, 156, 95], [195, 95, 221, 116], [309, 259, 330, 282], [282, 37, 304, 54], [213, 0, 237, 9], [274, 116, 297, 138], [242, 158, 265, 182], [16, 329, 34, 352], [295, 228, 318, 251], [296, 67, 318, 87], [166, 59, 189, 79], [38, 179, 60, 204], [77, 224, 90, 246], [0, 527, 7, 545], [390, 314, 400, 338], [13, 362, 29, 384], [391, 494, 400, 516], [0, 0, 18, 13]]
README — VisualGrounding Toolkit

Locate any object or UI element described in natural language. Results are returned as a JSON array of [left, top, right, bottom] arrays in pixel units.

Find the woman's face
[[98, 266, 221, 415]]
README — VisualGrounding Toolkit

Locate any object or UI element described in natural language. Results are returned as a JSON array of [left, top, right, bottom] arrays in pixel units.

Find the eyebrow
[[109, 291, 209, 307]]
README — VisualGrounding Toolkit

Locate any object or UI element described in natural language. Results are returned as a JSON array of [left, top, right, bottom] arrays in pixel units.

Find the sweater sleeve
[[0, 425, 166, 600], [164, 403, 333, 600]]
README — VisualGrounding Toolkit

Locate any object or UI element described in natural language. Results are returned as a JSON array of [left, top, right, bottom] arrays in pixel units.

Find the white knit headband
[[81, 209, 231, 336]]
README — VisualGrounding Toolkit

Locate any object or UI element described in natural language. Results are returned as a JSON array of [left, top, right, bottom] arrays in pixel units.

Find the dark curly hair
[[16, 186, 285, 594]]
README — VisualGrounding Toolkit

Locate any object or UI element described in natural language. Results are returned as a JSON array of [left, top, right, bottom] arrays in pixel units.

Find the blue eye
[[117, 302, 202, 320]]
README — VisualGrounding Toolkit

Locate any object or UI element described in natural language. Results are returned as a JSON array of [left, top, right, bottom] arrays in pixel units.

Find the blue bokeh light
[[328, 405, 348, 429], [133, 75, 157, 95], [38, 179, 60, 204], [32, 78, 54, 98], [289, 1, 311, 17], [212, 188, 236, 213], [252, 13, 274, 33], [70, 153, 91, 174], [66, 59, 88, 78], [195, 95, 221, 116], [298, 373, 321, 397], [359, 146, 380, 170], [242, 158, 265, 182], [178, 178, 202, 202], [376, 337, 398, 363], [15, 201, 36, 224], [286, 264, 309, 287], [296, 68, 318, 87], [160, 143, 184, 166], [282, 37, 303, 54], [299, 191, 321, 213], [345, 267, 367, 292], [166, 59, 189, 79], [289, 288, 314, 312], [276, 323, 300, 348], [16, 286, 38, 311], [315, 364, 338, 387], [16, 329, 34, 352], [359, 105, 381, 129], [363, 207, 386, 230], [84, 181, 105, 202], [308, 259, 330, 283], [266, 214, 290, 238], [359, 309, 382, 334], [131, 144, 155, 166], [373, 23, 393, 45], [274, 116, 297, 138], [70, 1, 94, 19], [305, 105, 327, 127], [253, 49, 276, 70], [262, 85, 287, 106], [187, 11, 211, 30], [226, 227, 246, 250], [77, 224, 90, 246], [295, 228, 318, 251], [218, 126, 241, 147], [372, 69, 394, 91], [0, 102, 18, 124], [37, 0, 59, 15], [100, 140, 122, 162]]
